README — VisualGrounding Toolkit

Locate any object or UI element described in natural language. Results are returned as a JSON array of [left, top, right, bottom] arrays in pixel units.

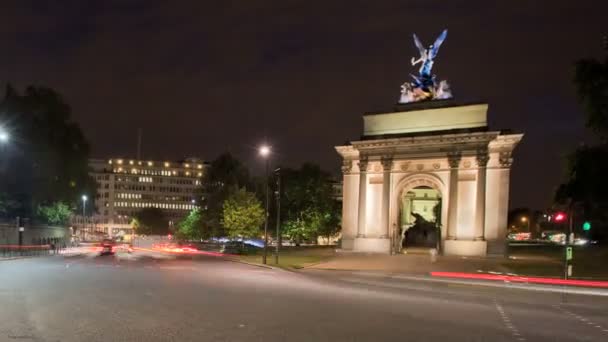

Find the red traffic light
[[554, 212, 566, 222]]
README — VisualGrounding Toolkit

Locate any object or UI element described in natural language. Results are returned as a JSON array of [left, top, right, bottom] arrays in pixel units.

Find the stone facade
[[336, 101, 522, 256]]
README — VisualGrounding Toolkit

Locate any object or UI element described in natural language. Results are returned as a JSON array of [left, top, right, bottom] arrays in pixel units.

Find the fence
[[0, 222, 69, 258]]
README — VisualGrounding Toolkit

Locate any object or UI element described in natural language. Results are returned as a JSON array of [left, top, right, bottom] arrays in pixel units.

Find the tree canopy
[[201, 152, 252, 236], [222, 188, 265, 239], [279, 163, 341, 244], [132, 207, 170, 235], [176, 208, 208, 241], [555, 44, 608, 239], [0, 85, 95, 220]]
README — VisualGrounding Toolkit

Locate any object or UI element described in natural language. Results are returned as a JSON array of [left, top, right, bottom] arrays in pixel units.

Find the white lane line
[[494, 299, 526, 341], [554, 304, 608, 336]]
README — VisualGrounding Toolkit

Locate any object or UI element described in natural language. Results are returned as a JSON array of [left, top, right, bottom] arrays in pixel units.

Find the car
[[99, 239, 116, 255]]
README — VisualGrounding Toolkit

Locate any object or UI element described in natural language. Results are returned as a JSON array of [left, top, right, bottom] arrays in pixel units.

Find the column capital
[[341, 160, 353, 174], [476, 149, 490, 167], [358, 156, 369, 173], [380, 155, 394, 171], [499, 151, 513, 168], [447, 151, 461, 168]]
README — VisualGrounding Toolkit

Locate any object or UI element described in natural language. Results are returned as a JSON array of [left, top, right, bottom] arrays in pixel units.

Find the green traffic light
[[582, 221, 591, 231]]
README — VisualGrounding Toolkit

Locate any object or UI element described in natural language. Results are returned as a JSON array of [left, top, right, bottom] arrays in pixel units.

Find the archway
[[400, 186, 442, 249], [390, 173, 446, 253]]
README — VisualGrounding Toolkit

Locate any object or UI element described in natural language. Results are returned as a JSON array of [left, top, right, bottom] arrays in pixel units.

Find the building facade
[[74, 157, 208, 239], [336, 101, 522, 256]]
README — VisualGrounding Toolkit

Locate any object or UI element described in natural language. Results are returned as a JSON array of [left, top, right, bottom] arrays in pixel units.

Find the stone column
[[356, 157, 369, 237], [474, 150, 490, 241], [380, 156, 393, 238], [446, 152, 461, 240]]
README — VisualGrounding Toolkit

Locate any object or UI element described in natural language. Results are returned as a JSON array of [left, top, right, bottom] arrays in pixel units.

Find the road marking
[[554, 304, 608, 336], [494, 299, 525, 341]]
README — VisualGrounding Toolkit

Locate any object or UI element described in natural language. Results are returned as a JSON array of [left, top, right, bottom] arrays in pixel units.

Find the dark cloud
[[0, 0, 605, 209]]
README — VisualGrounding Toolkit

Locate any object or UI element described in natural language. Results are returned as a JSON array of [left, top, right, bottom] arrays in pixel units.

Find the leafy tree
[[176, 208, 208, 241], [133, 207, 169, 235], [0, 193, 20, 218], [222, 188, 265, 239], [36, 201, 72, 226], [574, 55, 608, 140], [201, 152, 251, 237], [279, 163, 341, 243], [555, 41, 608, 240], [0, 85, 96, 218], [283, 209, 321, 245]]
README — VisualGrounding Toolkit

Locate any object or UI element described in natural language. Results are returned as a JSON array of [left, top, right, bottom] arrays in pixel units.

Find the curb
[[307, 269, 608, 296], [225, 258, 280, 270]]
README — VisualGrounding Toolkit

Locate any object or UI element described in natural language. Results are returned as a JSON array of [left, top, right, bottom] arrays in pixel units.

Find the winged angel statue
[[399, 29, 453, 103]]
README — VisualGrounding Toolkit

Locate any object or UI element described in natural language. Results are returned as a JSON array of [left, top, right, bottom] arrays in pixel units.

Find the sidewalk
[[307, 253, 500, 274], [305, 249, 557, 277]]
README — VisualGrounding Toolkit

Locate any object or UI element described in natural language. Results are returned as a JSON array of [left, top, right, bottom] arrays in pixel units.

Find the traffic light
[[582, 221, 591, 231], [554, 212, 566, 222]]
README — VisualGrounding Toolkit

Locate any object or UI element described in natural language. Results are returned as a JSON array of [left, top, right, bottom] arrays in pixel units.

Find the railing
[[0, 244, 65, 258]]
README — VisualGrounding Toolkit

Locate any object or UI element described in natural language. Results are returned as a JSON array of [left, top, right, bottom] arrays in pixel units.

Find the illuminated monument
[[336, 31, 523, 256]]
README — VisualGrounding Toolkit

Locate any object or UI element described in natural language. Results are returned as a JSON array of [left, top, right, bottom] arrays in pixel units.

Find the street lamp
[[82, 195, 88, 236], [274, 167, 281, 265], [520, 216, 530, 232], [259, 144, 271, 264], [0, 130, 8, 143]]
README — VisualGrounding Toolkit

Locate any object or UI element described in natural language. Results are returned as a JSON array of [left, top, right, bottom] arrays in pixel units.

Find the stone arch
[[389, 173, 446, 243]]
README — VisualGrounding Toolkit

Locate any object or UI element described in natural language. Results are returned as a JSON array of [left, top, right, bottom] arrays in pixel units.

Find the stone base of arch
[[354, 237, 391, 253], [444, 240, 487, 257]]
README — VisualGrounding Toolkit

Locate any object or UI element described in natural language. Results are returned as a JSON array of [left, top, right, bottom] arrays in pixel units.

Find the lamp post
[[259, 145, 270, 265], [274, 167, 281, 265], [82, 195, 88, 238]]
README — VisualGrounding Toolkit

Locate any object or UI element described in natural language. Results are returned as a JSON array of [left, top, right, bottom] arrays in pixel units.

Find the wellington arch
[[336, 101, 523, 256]]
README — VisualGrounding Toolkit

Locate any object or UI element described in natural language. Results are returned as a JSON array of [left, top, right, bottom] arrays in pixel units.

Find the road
[[1, 251, 608, 341]]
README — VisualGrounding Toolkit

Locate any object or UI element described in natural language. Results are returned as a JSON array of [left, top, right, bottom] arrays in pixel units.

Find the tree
[[201, 152, 251, 237], [283, 209, 322, 245], [36, 201, 72, 226], [574, 55, 608, 140], [0, 85, 96, 218], [133, 208, 169, 235], [555, 41, 608, 240], [279, 163, 341, 243], [176, 208, 208, 241], [222, 188, 265, 240]]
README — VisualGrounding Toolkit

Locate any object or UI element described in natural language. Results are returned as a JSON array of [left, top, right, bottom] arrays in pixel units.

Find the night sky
[[1, 1, 606, 210]]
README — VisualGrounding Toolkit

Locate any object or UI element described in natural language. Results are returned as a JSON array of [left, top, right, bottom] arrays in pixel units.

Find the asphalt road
[[1, 251, 608, 342]]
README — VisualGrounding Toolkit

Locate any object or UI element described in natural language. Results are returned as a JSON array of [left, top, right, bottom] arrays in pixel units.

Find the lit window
[[129, 160, 134, 165], [186, 171, 190, 176], [164, 162, 170, 167], [185, 164, 190, 168], [108, 160, 112, 165], [197, 172, 202, 177], [197, 164, 202, 169], [147, 161, 153, 166], [117, 159, 123, 165]]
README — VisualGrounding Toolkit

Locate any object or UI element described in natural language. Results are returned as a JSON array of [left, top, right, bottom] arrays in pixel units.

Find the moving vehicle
[[99, 239, 116, 255]]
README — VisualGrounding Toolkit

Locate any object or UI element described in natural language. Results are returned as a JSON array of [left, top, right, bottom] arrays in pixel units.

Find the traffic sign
[[566, 247, 573, 261]]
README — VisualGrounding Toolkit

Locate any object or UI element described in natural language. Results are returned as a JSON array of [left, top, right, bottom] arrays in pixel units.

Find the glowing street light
[[520, 216, 530, 231], [259, 144, 271, 264], [0, 130, 8, 143], [81, 195, 88, 235], [259, 145, 271, 157]]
